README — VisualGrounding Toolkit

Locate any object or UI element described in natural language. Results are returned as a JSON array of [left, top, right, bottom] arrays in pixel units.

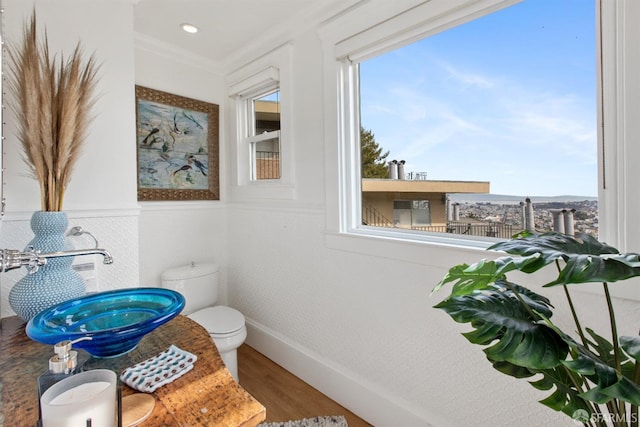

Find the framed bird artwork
[[135, 85, 219, 201]]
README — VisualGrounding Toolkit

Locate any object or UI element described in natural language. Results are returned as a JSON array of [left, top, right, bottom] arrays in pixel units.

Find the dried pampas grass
[[7, 11, 99, 211]]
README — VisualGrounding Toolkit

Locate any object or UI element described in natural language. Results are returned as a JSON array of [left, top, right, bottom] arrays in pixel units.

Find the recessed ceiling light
[[180, 23, 199, 34]]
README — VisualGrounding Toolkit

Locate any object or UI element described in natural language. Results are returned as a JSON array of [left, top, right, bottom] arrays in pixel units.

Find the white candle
[[49, 381, 111, 405], [40, 369, 117, 427]]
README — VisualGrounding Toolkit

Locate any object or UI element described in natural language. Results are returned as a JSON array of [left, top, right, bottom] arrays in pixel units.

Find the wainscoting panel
[[0, 210, 140, 318]]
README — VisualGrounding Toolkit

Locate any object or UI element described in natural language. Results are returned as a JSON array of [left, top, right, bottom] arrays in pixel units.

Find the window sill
[[325, 227, 495, 266], [326, 228, 640, 303]]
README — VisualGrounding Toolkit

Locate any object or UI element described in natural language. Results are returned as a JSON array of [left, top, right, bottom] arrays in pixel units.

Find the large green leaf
[[432, 260, 494, 296], [620, 336, 640, 362], [548, 324, 640, 406], [549, 252, 640, 286], [488, 232, 640, 286], [492, 360, 536, 378], [432, 254, 543, 297], [436, 280, 591, 417], [529, 366, 592, 417], [528, 321, 640, 409], [433, 233, 640, 302], [434, 280, 566, 369], [491, 231, 620, 258], [583, 329, 638, 382], [580, 376, 640, 405]]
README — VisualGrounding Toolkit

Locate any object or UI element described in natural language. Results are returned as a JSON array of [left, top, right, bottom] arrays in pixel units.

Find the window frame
[[246, 87, 281, 181], [227, 45, 294, 200], [247, 131, 281, 181], [411, 200, 432, 227], [320, 0, 619, 250], [322, 0, 526, 250]]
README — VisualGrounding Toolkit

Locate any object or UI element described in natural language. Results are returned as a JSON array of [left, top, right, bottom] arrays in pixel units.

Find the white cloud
[[438, 61, 496, 89]]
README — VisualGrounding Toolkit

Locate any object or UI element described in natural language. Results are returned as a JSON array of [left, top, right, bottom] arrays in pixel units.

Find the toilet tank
[[161, 262, 219, 315]]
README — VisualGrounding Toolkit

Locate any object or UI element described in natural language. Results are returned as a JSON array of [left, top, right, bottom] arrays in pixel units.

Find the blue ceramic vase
[[9, 211, 86, 321]]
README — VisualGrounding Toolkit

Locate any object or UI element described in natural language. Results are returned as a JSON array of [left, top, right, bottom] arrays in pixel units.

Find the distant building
[[361, 178, 490, 229], [254, 99, 281, 179]]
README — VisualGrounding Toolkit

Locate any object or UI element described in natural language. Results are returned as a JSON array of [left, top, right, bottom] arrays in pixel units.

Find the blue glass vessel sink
[[26, 288, 185, 358]]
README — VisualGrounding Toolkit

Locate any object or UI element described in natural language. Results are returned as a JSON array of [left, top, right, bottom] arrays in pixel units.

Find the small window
[[393, 200, 412, 226], [393, 200, 431, 227], [412, 200, 431, 226], [245, 90, 281, 180], [227, 45, 293, 199]]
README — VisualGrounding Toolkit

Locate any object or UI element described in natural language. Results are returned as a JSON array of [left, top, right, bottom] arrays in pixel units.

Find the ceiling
[[133, 0, 351, 69]]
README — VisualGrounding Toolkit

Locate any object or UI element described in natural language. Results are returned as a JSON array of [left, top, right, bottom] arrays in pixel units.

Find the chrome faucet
[[0, 246, 113, 273]]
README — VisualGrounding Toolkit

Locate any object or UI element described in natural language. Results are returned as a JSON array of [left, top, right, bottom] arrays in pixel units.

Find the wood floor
[[238, 344, 373, 427]]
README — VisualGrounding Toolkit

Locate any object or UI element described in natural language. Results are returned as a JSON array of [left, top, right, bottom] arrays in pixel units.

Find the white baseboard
[[244, 318, 446, 427]]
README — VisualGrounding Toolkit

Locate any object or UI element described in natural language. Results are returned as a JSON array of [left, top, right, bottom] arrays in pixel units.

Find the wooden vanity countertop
[[0, 314, 266, 426]]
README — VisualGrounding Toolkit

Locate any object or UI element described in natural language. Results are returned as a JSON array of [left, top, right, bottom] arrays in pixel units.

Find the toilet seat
[[188, 306, 245, 336]]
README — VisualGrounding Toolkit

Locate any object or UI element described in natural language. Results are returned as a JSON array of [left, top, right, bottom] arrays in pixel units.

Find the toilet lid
[[188, 306, 245, 335]]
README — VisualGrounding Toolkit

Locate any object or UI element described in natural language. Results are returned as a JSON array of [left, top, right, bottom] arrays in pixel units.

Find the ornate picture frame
[[135, 85, 219, 201]]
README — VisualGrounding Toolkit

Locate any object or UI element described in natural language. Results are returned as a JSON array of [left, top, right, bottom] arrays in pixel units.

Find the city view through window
[[359, 0, 598, 238]]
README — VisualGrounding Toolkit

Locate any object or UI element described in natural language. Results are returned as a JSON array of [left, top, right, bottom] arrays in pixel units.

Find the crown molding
[[220, 0, 363, 72], [134, 32, 223, 75]]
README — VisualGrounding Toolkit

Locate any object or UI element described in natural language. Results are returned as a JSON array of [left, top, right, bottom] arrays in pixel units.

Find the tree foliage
[[361, 127, 390, 178]]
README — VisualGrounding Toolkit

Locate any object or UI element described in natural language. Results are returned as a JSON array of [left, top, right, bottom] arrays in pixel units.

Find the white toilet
[[161, 262, 247, 382]]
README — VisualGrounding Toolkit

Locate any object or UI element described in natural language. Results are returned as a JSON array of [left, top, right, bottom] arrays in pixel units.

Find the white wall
[[134, 37, 228, 292], [0, 1, 638, 427], [3, 0, 138, 213]]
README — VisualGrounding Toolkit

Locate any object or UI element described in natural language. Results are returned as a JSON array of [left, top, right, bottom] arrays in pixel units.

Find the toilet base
[[220, 348, 238, 382], [211, 326, 247, 382]]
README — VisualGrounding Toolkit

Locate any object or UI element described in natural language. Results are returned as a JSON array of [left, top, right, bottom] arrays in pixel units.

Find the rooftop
[[361, 178, 490, 194]]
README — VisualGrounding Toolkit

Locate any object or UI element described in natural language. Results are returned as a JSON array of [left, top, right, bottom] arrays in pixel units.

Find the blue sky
[[360, 0, 597, 197]]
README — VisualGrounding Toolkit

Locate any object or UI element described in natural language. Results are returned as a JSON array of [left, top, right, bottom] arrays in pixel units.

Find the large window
[[358, 0, 597, 240], [322, 0, 636, 300]]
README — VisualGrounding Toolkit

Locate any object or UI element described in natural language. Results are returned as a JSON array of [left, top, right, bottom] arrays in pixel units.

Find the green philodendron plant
[[433, 231, 640, 427]]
